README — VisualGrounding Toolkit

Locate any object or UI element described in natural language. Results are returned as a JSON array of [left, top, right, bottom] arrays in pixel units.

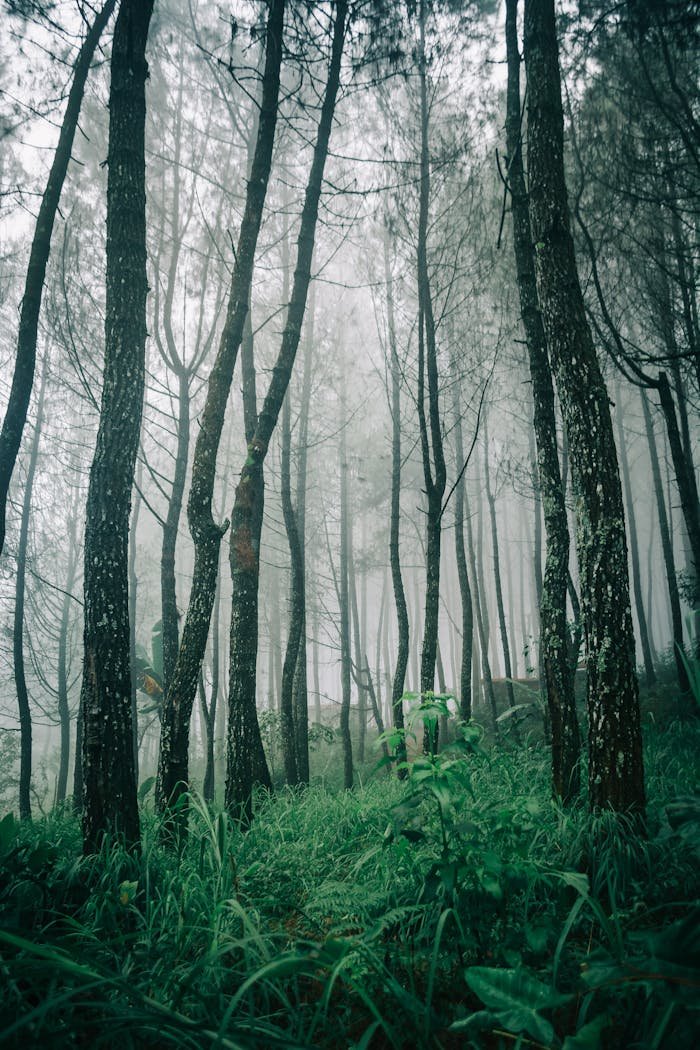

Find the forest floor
[[0, 709, 699, 1049]]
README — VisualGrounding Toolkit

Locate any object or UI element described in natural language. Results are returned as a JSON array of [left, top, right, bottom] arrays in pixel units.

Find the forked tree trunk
[[524, 0, 644, 814], [505, 0, 579, 799], [0, 0, 116, 556], [225, 0, 347, 820], [156, 0, 285, 819], [81, 0, 154, 853]]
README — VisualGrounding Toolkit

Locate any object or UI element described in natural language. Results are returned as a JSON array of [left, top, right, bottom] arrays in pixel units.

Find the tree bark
[[524, 0, 644, 814], [156, 0, 285, 818], [81, 0, 154, 853], [0, 0, 116, 557], [505, 0, 580, 799], [225, 0, 347, 820]]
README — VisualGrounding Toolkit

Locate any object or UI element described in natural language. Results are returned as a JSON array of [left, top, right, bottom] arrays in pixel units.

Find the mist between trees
[[0, 0, 698, 846]]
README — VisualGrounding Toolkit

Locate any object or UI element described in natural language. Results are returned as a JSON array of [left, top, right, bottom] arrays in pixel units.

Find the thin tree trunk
[[201, 571, 221, 802], [415, 0, 447, 756], [466, 489, 498, 729], [81, 0, 154, 853], [339, 392, 354, 790], [225, 0, 347, 820], [280, 392, 300, 785], [156, 0, 285, 819], [129, 466, 142, 776], [524, 0, 644, 814], [56, 503, 79, 806], [452, 391, 474, 722], [641, 390, 690, 697], [292, 304, 313, 784], [483, 416, 516, 711], [657, 371, 700, 597], [616, 385, 656, 686], [14, 359, 47, 819], [0, 0, 116, 555]]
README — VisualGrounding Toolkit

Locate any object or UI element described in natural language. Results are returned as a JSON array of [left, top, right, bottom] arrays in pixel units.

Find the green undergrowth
[[1, 720, 698, 1048]]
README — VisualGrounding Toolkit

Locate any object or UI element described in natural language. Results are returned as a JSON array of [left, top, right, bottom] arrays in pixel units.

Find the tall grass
[[1, 719, 698, 1047]]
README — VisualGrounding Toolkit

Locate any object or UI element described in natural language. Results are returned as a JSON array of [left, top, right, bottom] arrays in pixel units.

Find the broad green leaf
[[465, 966, 571, 1044]]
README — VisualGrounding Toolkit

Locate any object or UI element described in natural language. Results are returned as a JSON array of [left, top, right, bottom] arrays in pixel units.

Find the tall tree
[[80, 0, 154, 853], [156, 0, 286, 819], [505, 0, 580, 800], [225, 0, 348, 821], [524, 0, 645, 814], [415, 0, 447, 755], [0, 0, 116, 557], [384, 223, 409, 773]]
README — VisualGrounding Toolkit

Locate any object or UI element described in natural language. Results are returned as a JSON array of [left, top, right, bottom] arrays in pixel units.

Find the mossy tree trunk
[[524, 0, 644, 814], [81, 0, 154, 853]]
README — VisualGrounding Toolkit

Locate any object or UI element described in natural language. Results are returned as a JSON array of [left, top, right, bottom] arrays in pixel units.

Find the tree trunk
[[524, 0, 644, 814], [505, 0, 580, 798], [201, 571, 221, 802], [0, 0, 116, 556], [641, 390, 690, 697], [280, 392, 300, 785], [156, 0, 285, 819], [452, 393, 473, 721], [466, 489, 498, 730], [657, 372, 700, 601], [615, 385, 656, 686], [339, 392, 354, 790], [80, 0, 154, 853], [415, 0, 447, 756], [483, 417, 516, 712], [14, 359, 47, 819], [385, 228, 409, 773], [293, 310, 313, 784], [56, 502, 79, 806], [225, 0, 347, 820]]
